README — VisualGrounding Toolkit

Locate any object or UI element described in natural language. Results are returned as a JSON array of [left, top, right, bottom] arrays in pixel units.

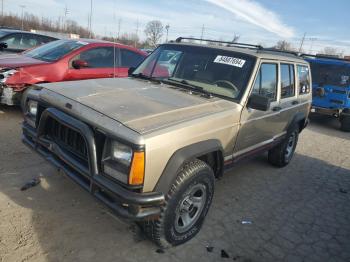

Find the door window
[[2, 33, 22, 50], [20, 34, 40, 49], [76, 47, 116, 68], [297, 65, 311, 94], [40, 36, 55, 44], [280, 64, 295, 98], [252, 63, 278, 100], [120, 49, 144, 68]]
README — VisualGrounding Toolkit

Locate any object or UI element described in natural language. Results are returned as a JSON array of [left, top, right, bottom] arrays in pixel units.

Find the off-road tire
[[268, 124, 299, 167], [141, 159, 215, 247], [340, 115, 350, 132]]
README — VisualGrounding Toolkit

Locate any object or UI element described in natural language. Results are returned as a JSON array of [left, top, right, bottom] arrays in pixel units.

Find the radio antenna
[[113, 1, 116, 78]]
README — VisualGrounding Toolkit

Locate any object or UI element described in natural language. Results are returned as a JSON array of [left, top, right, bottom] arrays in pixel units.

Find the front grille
[[45, 117, 88, 164], [330, 99, 344, 105]]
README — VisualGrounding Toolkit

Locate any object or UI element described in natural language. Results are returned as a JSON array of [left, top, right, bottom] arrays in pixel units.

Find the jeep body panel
[[42, 78, 238, 135], [234, 58, 311, 155], [22, 41, 312, 221], [36, 77, 242, 192]]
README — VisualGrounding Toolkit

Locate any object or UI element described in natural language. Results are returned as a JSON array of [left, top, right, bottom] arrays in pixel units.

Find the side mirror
[[128, 67, 136, 76], [247, 94, 271, 111], [72, 59, 88, 69], [0, 42, 8, 50]]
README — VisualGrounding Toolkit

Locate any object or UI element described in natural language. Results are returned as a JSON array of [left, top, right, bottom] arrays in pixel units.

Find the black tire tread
[[141, 159, 212, 248], [268, 124, 299, 167], [340, 115, 350, 132]]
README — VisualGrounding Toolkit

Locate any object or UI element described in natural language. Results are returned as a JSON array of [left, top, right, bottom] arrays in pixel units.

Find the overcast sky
[[6, 0, 350, 54]]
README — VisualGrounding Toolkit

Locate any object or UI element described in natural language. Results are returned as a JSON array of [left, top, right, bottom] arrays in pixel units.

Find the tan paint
[[28, 45, 312, 194]]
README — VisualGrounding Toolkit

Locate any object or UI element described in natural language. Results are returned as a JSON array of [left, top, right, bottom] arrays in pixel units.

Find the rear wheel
[[141, 159, 215, 247], [268, 124, 299, 167], [340, 114, 350, 132]]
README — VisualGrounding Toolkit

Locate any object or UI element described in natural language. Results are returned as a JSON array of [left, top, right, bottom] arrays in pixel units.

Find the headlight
[[111, 141, 133, 166], [27, 100, 38, 117], [0, 69, 18, 83], [102, 140, 145, 186]]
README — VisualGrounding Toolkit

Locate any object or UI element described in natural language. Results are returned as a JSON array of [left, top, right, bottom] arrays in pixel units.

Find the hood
[[0, 54, 48, 68], [42, 78, 237, 134]]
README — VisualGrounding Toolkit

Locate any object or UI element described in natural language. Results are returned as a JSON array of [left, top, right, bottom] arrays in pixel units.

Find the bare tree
[[322, 47, 343, 57], [0, 13, 92, 37], [144, 20, 163, 47], [274, 40, 294, 51]]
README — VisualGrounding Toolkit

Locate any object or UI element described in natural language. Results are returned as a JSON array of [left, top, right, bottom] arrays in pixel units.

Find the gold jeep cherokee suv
[[22, 37, 312, 247]]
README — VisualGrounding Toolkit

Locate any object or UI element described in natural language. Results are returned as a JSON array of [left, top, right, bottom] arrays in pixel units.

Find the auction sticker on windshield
[[214, 55, 246, 68]]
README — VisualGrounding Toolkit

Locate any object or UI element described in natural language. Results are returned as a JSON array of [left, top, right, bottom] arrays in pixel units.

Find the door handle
[[292, 100, 299, 105], [272, 106, 282, 112]]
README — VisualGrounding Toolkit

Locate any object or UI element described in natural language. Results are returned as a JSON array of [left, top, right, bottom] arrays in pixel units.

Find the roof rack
[[301, 53, 349, 62], [175, 37, 263, 50], [174, 37, 307, 59], [259, 48, 302, 58]]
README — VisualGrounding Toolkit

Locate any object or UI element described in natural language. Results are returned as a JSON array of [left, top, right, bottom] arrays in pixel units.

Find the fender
[[154, 139, 224, 194], [287, 112, 307, 133]]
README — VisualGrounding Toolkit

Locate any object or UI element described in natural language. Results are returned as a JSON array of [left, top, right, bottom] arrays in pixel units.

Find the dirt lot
[[0, 106, 349, 262]]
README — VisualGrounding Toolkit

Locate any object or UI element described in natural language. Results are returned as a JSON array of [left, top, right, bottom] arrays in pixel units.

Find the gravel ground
[[0, 106, 349, 262]]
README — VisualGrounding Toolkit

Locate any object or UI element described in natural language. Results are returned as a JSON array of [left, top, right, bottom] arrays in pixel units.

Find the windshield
[[0, 31, 10, 39], [24, 39, 86, 62], [133, 45, 256, 100], [309, 60, 350, 87]]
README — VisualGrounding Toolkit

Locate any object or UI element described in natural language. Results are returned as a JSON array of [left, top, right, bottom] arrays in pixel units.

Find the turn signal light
[[128, 152, 145, 186]]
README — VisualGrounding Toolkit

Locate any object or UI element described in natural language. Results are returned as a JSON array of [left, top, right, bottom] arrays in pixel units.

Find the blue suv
[[305, 55, 350, 131]]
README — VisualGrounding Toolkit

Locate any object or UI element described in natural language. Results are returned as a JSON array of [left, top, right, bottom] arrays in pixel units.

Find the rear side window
[[40, 36, 55, 44], [120, 49, 144, 68], [280, 64, 295, 98], [297, 65, 311, 94], [252, 63, 278, 100]]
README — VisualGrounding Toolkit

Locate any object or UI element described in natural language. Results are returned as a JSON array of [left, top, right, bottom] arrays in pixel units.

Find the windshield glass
[[133, 45, 256, 100], [309, 60, 350, 87], [0, 31, 10, 39], [24, 39, 86, 62]]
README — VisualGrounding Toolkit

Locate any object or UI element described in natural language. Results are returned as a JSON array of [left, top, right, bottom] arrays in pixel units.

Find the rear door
[[234, 61, 284, 155], [278, 63, 299, 129], [119, 48, 145, 77], [65, 46, 119, 80]]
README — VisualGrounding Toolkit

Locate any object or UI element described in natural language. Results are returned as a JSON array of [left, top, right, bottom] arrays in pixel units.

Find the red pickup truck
[[0, 39, 147, 107]]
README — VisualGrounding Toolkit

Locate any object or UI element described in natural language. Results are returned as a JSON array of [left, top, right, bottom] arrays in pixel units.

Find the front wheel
[[141, 159, 215, 247], [268, 125, 299, 167]]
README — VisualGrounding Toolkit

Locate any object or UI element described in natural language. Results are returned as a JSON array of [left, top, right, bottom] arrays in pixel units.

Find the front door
[[65, 46, 119, 81], [234, 62, 284, 156]]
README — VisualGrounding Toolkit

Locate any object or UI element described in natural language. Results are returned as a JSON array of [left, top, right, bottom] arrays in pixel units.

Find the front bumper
[[22, 108, 164, 220], [310, 106, 341, 117]]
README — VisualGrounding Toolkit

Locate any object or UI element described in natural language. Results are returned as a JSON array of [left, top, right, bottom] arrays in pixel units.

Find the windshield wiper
[[131, 73, 164, 85], [165, 78, 213, 98], [131, 72, 151, 80]]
